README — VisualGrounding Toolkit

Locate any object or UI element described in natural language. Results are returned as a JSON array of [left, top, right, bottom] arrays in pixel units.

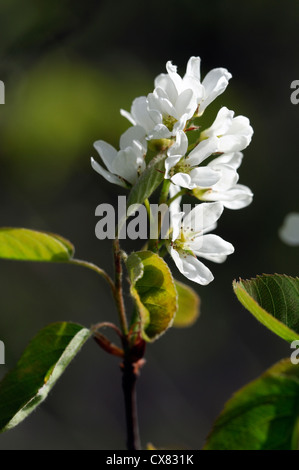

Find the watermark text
[[290, 80, 299, 105], [0, 340, 5, 365], [0, 81, 4, 104], [94, 196, 199, 241], [290, 340, 299, 364]]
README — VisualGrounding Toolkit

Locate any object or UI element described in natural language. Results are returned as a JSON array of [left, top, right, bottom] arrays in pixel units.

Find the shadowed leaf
[[127, 154, 166, 209], [0, 322, 91, 432], [204, 359, 299, 450]]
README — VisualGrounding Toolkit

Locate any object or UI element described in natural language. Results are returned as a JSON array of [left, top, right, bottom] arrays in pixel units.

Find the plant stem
[[122, 350, 141, 450], [70, 258, 115, 293], [148, 180, 171, 252], [113, 239, 141, 449], [159, 179, 171, 205], [166, 188, 189, 206], [113, 238, 128, 335]]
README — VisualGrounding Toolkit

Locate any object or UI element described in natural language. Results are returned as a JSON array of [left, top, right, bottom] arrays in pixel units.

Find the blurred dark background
[[0, 0, 298, 449]]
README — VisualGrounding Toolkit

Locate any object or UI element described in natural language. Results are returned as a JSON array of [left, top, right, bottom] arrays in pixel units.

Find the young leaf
[[204, 359, 299, 450], [127, 153, 166, 208], [173, 280, 200, 328], [0, 322, 91, 432], [126, 251, 177, 342], [125, 252, 144, 285], [0, 228, 74, 262], [233, 274, 299, 343]]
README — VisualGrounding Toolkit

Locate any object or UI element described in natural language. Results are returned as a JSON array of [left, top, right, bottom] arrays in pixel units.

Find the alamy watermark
[[290, 80, 299, 105], [0, 340, 5, 365], [290, 340, 299, 365], [94, 196, 202, 241], [0, 81, 4, 104]]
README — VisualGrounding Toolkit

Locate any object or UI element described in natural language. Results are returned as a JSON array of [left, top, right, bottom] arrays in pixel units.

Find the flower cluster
[[92, 57, 253, 285]]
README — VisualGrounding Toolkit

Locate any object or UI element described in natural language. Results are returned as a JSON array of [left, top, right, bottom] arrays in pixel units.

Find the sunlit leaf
[[0, 228, 74, 262], [0, 322, 91, 432], [233, 274, 299, 343], [126, 251, 177, 342], [173, 280, 200, 328]]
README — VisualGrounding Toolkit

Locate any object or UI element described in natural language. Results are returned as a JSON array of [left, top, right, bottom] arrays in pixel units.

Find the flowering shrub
[[92, 56, 253, 284], [0, 57, 298, 451]]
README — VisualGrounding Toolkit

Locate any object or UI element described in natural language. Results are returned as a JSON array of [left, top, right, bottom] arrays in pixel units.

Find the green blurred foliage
[[0, 58, 150, 192]]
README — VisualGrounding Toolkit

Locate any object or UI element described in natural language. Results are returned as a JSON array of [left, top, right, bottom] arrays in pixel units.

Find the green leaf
[[0, 228, 74, 262], [233, 274, 299, 343], [127, 153, 166, 209], [126, 251, 177, 342], [125, 252, 144, 285], [204, 359, 299, 450], [173, 280, 200, 328], [0, 322, 91, 432]]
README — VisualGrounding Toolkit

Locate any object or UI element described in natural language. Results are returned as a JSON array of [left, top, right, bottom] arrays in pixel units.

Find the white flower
[[156, 56, 232, 116], [164, 130, 221, 189], [167, 201, 234, 285], [91, 125, 146, 187], [120, 57, 232, 140], [193, 152, 253, 209], [120, 88, 194, 140], [201, 107, 253, 153], [279, 212, 299, 246]]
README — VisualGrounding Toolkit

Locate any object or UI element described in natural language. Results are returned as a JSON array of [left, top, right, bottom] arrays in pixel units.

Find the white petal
[[185, 56, 201, 81], [112, 142, 145, 184], [167, 130, 188, 158], [186, 137, 218, 166], [171, 172, 193, 188], [165, 131, 188, 177], [172, 113, 189, 134], [119, 125, 147, 152], [149, 88, 176, 118], [203, 107, 234, 138], [171, 212, 184, 242], [229, 116, 253, 139], [166, 61, 183, 93], [211, 152, 243, 170], [174, 89, 197, 119], [169, 247, 214, 285], [91, 157, 127, 188], [202, 184, 253, 209], [191, 234, 234, 258], [93, 140, 117, 173], [200, 68, 232, 114], [183, 57, 204, 101], [203, 221, 218, 234], [154, 73, 178, 104], [188, 167, 221, 188], [217, 134, 250, 153], [120, 108, 136, 126], [207, 164, 239, 191], [196, 253, 228, 263], [182, 75, 204, 103], [165, 156, 181, 178], [130, 96, 158, 133], [147, 124, 171, 140], [169, 182, 182, 199], [183, 201, 224, 233]]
